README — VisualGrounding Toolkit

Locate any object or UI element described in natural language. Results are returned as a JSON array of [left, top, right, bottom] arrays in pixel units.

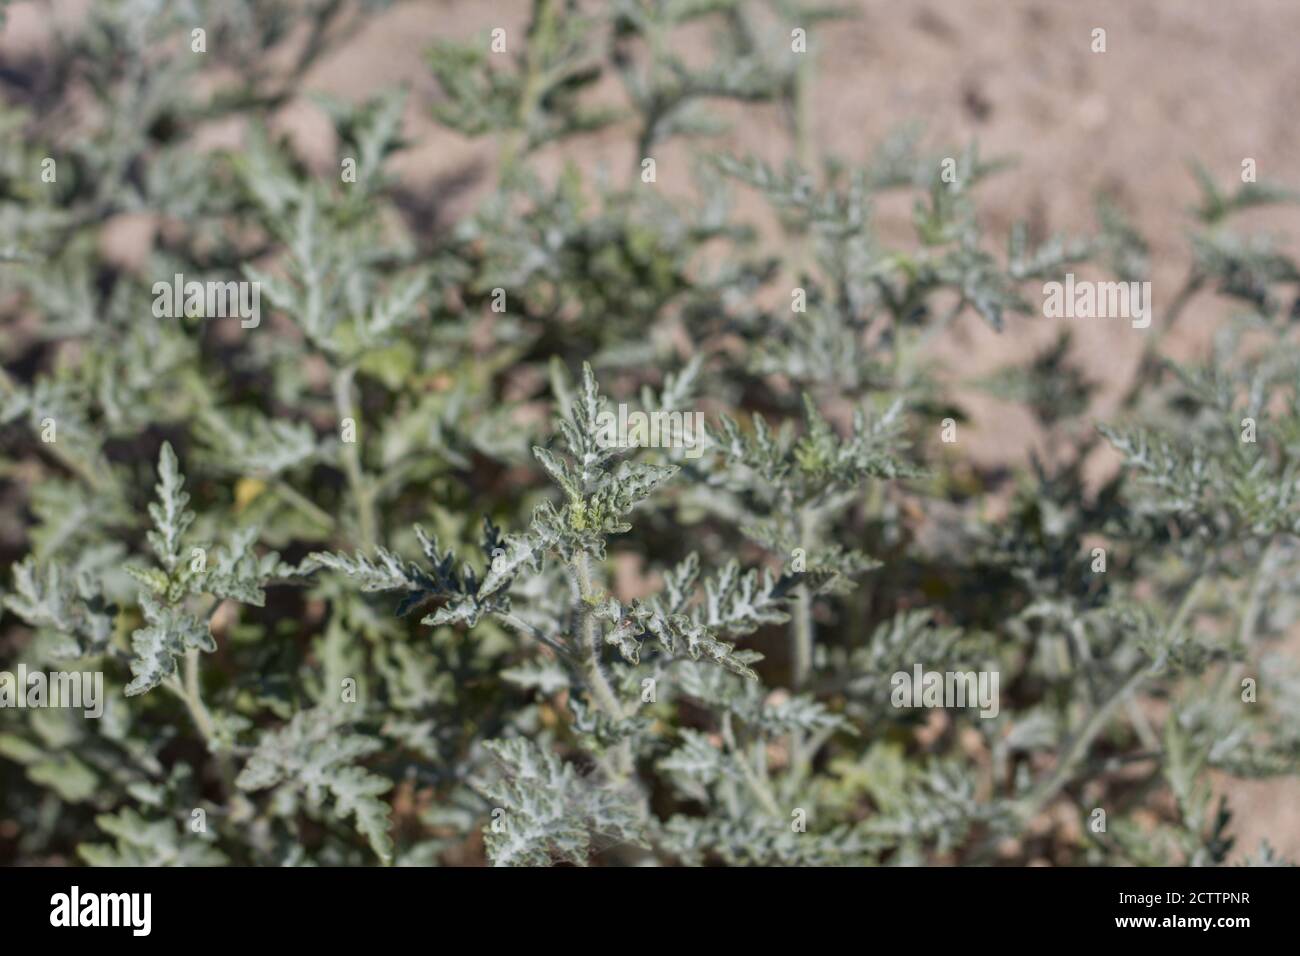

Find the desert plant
[[1, 0, 1298, 868]]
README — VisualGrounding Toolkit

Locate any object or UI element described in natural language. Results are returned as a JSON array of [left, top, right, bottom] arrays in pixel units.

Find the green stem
[[168, 648, 251, 818], [722, 712, 782, 818], [790, 722, 836, 788], [1235, 538, 1276, 650], [785, 32, 818, 287], [573, 552, 630, 776], [1213, 537, 1277, 699], [897, 298, 963, 390], [633, 7, 670, 174], [494, 610, 575, 662], [333, 364, 377, 551], [792, 46, 814, 175], [169, 650, 217, 744], [273, 480, 335, 531], [499, 0, 556, 177], [787, 506, 820, 782], [1120, 270, 1204, 411], [1124, 698, 1162, 753], [791, 507, 818, 689]]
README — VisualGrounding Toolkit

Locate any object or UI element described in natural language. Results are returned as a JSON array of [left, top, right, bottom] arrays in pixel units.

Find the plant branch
[[721, 712, 782, 818], [494, 610, 576, 662], [274, 480, 335, 531], [333, 364, 377, 551]]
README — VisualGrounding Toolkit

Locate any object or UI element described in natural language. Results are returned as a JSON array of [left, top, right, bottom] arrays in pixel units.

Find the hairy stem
[[333, 364, 377, 551], [179, 649, 217, 743], [791, 507, 817, 689], [166, 645, 245, 813], [573, 552, 631, 776]]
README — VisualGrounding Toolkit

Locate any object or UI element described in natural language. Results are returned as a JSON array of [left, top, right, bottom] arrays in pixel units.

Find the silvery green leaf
[[4, 558, 79, 632], [658, 729, 728, 801], [501, 659, 571, 694], [479, 532, 542, 599], [3, 557, 116, 657], [753, 695, 849, 737], [532, 445, 581, 501], [699, 560, 791, 635], [146, 442, 195, 573], [329, 766, 397, 865], [476, 738, 646, 867], [78, 809, 227, 867], [237, 709, 394, 864], [196, 407, 319, 478], [201, 526, 281, 606], [307, 547, 424, 593], [639, 605, 758, 680], [422, 596, 481, 628], [124, 595, 215, 697]]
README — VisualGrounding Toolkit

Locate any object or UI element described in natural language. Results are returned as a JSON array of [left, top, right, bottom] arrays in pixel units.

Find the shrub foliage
[[1, 0, 1298, 867]]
